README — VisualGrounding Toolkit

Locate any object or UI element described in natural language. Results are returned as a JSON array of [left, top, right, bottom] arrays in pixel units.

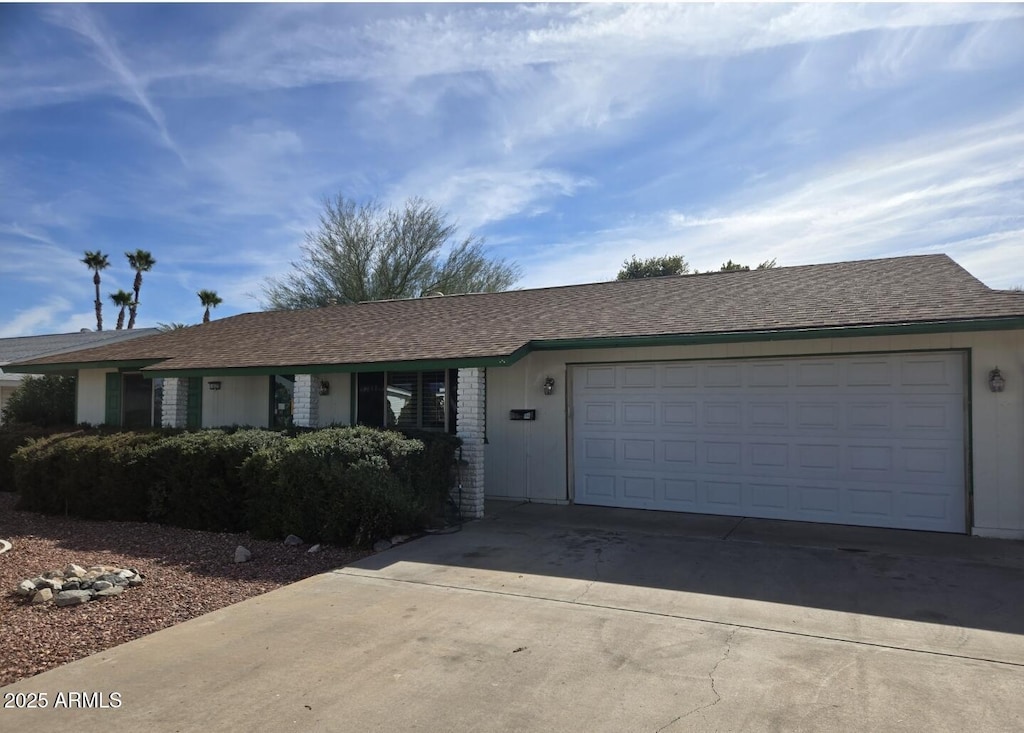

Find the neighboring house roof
[[0, 329, 160, 366], [7, 255, 1024, 376]]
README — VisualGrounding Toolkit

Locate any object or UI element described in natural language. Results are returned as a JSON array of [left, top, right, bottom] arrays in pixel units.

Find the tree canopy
[[261, 195, 521, 309], [1, 375, 76, 427], [616, 254, 690, 280], [617, 254, 778, 279]]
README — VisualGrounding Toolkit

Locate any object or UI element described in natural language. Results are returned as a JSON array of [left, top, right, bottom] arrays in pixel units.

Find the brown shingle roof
[[10, 254, 1024, 373]]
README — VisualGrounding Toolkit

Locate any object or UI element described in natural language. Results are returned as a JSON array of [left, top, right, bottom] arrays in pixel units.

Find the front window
[[357, 370, 456, 432], [122, 373, 161, 428], [270, 374, 295, 429]]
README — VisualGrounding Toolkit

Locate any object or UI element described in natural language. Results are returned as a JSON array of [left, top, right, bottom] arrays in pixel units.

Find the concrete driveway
[[4, 501, 1024, 732]]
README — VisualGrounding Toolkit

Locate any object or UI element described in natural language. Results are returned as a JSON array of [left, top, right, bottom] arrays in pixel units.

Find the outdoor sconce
[[319, 380, 330, 396], [988, 368, 1006, 393], [208, 381, 222, 391], [543, 377, 555, 396]]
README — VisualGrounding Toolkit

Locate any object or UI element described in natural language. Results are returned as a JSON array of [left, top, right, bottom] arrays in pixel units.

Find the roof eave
[[2, 359, 163, 374], [527, 316, 1024, 352]]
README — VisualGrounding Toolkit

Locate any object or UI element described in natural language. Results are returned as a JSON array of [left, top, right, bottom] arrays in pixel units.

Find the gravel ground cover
[[0, 492, 371, 686]]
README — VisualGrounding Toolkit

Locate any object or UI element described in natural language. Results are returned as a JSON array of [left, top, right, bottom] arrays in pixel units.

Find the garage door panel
[[573, 353, 966, 532]]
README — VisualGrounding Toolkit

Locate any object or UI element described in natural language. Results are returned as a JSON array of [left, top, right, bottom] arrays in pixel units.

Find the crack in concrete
[[571, 545, 603, 603], [655, 627, 739, 732]]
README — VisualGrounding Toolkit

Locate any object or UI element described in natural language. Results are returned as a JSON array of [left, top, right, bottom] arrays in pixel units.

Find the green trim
[[349, 373, 357, 425], [3, 359, 160, 374], [104, 372, 122, 427], [528, 317, 1024, 354], [965, 349, 974, 532], [186, 377, 203, 429], [143, 355, 515, 378]]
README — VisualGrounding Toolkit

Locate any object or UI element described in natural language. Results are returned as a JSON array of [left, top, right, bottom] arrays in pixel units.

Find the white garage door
[[571, 353, 966, 532]]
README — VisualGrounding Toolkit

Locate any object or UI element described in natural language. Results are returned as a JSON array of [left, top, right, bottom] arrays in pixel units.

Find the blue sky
[[2, 3, 1023, 337]]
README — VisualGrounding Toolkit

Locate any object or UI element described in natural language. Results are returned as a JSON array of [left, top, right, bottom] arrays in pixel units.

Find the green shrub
[[12, 423, 461, 548], [145, 429, 287, 531], [13, 431, 165, 519], [1, 375, 76, 427], [0, 425, 74, 492], [399, 429, 461, 515], [242, 427, 440, 546]]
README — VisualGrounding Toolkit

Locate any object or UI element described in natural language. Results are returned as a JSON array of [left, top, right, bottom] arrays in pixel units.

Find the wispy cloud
[[1, 4, 1022, 334], [42, 5, 184, 163]]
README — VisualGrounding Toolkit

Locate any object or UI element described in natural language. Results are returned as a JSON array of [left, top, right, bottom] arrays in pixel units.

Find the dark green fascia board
[[2, 359, 160, 375], [525, 317, 1024, 353], [142, 353, 521, 378]]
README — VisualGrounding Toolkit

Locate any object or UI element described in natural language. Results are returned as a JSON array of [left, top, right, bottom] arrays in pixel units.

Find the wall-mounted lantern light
[[543, 377, 555, 396], [208, 381, 222, 391], [319, 380, 330, 396], [988, 368, 1006, 393]]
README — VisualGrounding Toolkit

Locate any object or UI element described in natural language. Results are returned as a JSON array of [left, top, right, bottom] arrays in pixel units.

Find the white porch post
[[293, 374, 320, 428], [161, 377, 189, 428], [456, 367, 486, 519]]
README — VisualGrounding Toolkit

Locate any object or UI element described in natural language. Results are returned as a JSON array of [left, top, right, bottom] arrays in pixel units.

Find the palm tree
[[156, 322, 191, 332], [81, 251, 110, 330], [125, 249, 156, 329], [109, 290, 134, 330], [197, 289, 223, 323]]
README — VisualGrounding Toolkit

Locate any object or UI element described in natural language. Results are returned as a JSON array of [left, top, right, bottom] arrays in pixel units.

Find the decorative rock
[[18, 562, 143, 607], [283, 535, 304, 547], [54, 590, 94, 607], [391, 535, 410, 545], [235, 545, 252, 563], [31, 588, 53, 604], [372, 539, 393, 552], [307, 544, 322, 554]]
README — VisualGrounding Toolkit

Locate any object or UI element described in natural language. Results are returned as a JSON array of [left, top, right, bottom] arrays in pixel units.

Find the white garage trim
[[571, 351, 968, 533]]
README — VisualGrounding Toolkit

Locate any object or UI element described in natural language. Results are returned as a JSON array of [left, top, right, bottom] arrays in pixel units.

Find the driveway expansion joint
[[335, 570, 1024, 669]]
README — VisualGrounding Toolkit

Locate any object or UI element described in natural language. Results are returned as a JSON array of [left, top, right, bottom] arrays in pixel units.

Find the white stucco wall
[[316, 373, 352, 426], [77, 368, 116, 425], [484, 330, 1024, 538], [201, 376, 272, 428]]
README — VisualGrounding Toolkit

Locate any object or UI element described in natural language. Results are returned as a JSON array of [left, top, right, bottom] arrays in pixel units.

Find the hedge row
[[11, 426, 461, 546], [0, 425, 80, 493]]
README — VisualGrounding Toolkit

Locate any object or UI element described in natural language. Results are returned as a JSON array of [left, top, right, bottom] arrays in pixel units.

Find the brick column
[[456, 367, 486, 519], [293, 374, 320, 428], [161, 377, 189, 428]]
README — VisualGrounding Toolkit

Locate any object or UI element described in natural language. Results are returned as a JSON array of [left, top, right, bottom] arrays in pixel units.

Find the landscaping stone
[[235, 546, 252, 563], [307, 544, 321, 554], [284, 535, 303, 547], [31, 588, 53, 604], [17, 563, 143, 608], [54, 590, 94, 607], [373, 539, 393, 552]]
